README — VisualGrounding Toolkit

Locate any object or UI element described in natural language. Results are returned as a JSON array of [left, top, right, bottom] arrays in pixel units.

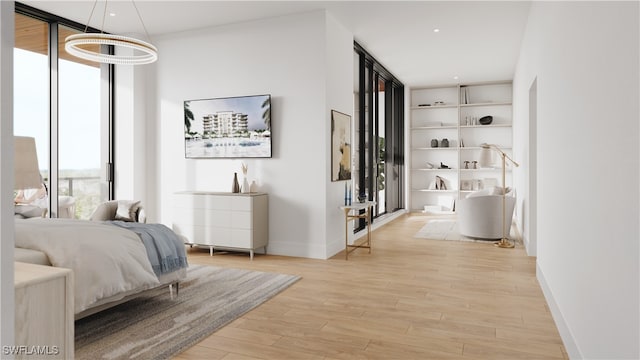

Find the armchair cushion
[[115, 200, 141, 222]]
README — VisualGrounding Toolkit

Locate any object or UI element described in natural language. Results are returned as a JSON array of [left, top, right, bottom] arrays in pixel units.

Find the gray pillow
[[114, 200, 141, 222], [15, 205, 44, 218]]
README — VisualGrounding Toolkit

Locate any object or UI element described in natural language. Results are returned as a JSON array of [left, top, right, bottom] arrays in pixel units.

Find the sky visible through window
[[14, 48, 101, 172]]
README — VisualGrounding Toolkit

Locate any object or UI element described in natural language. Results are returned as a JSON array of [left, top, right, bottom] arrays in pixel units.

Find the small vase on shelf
[[232, 172, 240, 193], [242, 176, 250, 193]]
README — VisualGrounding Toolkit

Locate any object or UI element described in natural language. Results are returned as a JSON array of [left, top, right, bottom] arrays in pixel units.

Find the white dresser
[[14, 262, 74, 360], [172, 192, 268, 259]]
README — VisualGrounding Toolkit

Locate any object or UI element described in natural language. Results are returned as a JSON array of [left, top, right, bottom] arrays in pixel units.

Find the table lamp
[[14, 136, 42, 190]]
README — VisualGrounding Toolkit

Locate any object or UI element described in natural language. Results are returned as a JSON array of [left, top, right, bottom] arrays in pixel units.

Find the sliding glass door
[[14, 5, 113, 219], [354, 43, 404, 228]]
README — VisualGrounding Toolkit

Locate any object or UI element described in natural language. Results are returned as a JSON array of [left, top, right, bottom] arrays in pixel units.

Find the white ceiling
[[21, 1, 532, 87]]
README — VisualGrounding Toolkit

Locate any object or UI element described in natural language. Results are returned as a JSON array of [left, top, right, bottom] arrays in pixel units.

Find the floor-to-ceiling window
[[354, 43, 404, 228], [14, 3, 113, 219]]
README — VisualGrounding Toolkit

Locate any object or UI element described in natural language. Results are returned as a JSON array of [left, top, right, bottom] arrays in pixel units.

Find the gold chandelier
[[65, 0, 157, 65]]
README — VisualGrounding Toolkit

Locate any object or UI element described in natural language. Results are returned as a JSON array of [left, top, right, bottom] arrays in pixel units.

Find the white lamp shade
[[15, 136, 42, 189], [478, 145, 494, 168]]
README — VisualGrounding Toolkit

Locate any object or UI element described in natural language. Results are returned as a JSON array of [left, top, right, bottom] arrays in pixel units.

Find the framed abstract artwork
[[331, 110, 351, 181]]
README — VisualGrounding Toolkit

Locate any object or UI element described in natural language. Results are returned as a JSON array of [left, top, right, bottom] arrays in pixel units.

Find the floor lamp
[[479, 143, 519, 248]]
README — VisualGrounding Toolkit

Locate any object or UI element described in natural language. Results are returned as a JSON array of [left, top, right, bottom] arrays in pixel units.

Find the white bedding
[[15, 218, 161, 313]]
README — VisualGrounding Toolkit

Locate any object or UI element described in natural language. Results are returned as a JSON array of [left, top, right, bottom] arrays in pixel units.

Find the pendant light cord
[[83, 0, 99, 33], [82, 0, 150, 40], [101, 0, 108, 34], [131, 0, 152, 42]]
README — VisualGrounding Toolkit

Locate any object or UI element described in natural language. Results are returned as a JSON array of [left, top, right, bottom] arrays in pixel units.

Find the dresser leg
[[250, 249, 254, 260], [209, 246, 214, 256]]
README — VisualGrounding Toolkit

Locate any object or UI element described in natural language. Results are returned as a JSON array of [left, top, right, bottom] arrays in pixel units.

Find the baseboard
[[536, 264, 582, 359]]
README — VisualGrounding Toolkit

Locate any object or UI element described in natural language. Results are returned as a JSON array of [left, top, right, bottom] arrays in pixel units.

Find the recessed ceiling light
[[433, 28, 440, 33], [109, 12, 116, 17], [453, 76, 459, 80]]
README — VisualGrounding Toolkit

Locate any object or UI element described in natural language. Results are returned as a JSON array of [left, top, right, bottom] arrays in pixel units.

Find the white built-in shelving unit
[[409, 80, 513, 213]]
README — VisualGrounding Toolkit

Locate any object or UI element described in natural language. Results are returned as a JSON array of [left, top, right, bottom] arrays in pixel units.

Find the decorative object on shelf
[[472, 161, 478, 169], [433, 101, 445, 106], [425, 162, 435, 169], [460, 138, 465, 147], [232, 173, 240, 193], [479, 143, 520, 248], [344, 182, 352, 206], [331, 110, 352, 181], [472, 179, 483, 191], [65, 0, 158, 65], [241, 162, 250, 193], [441, 138, 449, 147], [430, 139, 439, 148], [418, 103, 431, 107], [460, 180, 472, 191], [435, 176, 447, 190], [461, 87, 470, 104], [479, 115, 493, 125], [357, 192, 367, 203], [439, 162, 450, 169], [464, 161, 470, 169]]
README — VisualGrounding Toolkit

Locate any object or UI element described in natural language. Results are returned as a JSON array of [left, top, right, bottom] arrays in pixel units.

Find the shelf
[[412, 189, 457, 193], [460, 124, 512, 129], [460, 101, 512, 107], [409, 80, 513, 211], [411, 104, 458, 110], [411, 125, 458, 130], [412, 168, 457, 172], [459, 168, 511, 172], [413, 147, 460, 150], [459, 146, 512, 150]]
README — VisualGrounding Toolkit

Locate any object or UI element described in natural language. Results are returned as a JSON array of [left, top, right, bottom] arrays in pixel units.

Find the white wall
[[151, 10, 353, 259], [115, 53, 149, 205], [324, 13, 355, 258], [513, 2, 639, 358], [0, 0, 15, 348]]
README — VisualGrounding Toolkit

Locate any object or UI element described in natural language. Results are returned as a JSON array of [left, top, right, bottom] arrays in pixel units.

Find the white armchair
[[457, 187, 516, 239], [89, 200, 146, 223]]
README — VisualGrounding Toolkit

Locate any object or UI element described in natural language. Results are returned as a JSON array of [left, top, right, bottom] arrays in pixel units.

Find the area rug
[[75, 265, 300, 359], [413, 219, 495, 243]]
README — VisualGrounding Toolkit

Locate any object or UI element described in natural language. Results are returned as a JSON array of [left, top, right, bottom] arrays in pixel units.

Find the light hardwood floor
[[175, 214, 567, 360]]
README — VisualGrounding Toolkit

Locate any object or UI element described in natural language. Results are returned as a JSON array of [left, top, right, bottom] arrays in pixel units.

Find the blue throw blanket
[[107, 221, 188, 276]]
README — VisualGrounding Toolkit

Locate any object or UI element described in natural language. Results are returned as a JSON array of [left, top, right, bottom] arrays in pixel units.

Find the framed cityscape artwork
[[184, 94, 271, 158]]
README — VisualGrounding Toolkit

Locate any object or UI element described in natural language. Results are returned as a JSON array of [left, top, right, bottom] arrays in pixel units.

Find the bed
[[14, 218, 188, 319]]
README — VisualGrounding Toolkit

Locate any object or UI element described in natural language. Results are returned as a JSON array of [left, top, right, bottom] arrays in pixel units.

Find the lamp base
[[494, 238, 515, 248]]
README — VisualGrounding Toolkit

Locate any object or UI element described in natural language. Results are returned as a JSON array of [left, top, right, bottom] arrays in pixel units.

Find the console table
[[340, 201, 375, 260], [172, 191, 268, 260]]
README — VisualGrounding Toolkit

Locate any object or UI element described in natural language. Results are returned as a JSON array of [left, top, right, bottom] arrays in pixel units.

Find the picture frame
[[460, 179, 473, 191], [184, 94, 271, 158], [331, 110, 351, 181]]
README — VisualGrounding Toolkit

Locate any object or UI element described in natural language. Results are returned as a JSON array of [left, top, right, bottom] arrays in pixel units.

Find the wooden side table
[[340, 201, 376, 260], [14, 262, 74, 359]]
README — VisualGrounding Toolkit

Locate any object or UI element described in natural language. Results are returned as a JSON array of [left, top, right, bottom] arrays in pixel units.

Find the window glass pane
[[14, 13, 49, 215], [377, 77, 386, 215], [58, 25, 104, 219]]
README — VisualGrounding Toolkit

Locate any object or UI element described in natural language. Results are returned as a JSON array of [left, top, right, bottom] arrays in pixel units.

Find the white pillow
[[114, 200, 141, 222]]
